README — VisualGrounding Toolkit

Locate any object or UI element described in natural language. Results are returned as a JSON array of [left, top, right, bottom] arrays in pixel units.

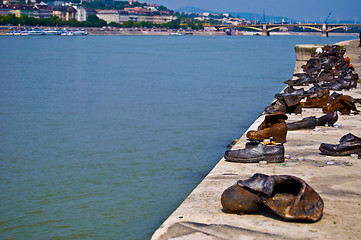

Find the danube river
[[0, 34, 355, 239]]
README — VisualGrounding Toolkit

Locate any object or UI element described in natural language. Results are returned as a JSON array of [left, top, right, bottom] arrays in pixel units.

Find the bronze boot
[[316, 111, 338, 126], [301, 89, 329, 108], [221, 181, 264, 214], [260, 175, 324, 222], [287, 116, 316, 130], [246, 112, 288, 143], [236, 173, 324, 222], [319, 133, 361, 156], [323, 95, 358, 115], [264, 96, 302, 114]]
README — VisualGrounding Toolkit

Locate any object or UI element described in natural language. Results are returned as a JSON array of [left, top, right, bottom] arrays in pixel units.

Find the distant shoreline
[[0, 27, 359, 37]]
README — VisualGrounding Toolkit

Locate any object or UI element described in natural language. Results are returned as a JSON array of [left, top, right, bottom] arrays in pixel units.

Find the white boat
[[169, 32, 185, 36], [7, 28, 87, 36], [44, 30, 61, 35], [7, 31, 21, 35], [20, 31, 29, 35], [61, 30, 88, 36], [26, 30, 45, 35], [71, 30, 88, 36], [61, 31, 73, 36]]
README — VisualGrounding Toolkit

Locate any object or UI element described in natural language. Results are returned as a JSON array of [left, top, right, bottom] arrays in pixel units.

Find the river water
[[0, 34, 355, 239]]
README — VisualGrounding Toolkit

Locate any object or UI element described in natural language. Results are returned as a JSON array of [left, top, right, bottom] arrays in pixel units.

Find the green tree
[[82, 0, 105, 10], [139, 21, 153, 28], [87, 15, 100, 24], [157, 5, 167, 11], [134, 22, 141, 28], [96, 19, 107, 27], [7, 14, 18, 26], [109, 21, 121, 27], [67, 18, 81, 27], [47, 16, 61, 26], [122, 20, 135, 28]]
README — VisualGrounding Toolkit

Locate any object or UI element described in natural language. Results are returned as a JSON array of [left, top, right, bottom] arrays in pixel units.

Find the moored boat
[[169, 32, 185, 36], [7, 28, 87, 36]]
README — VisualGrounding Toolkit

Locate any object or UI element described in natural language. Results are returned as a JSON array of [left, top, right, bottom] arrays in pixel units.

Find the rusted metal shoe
[[222, 174, 324, 222], [305, 84, 325, 96], [315, 111, 338, 126], [319, 133, 361, 156], [284, 74, 317, 86], [258, 174, 324, 222], [287, 112, 338, 130], [246, 112, 288, 143], [321, 79, 357, 91], [264, 98, 288, 114], [323, 95, 358, 115], [264, 96, 302, 114], [339, 133, 361, 143], [221, 181, 264, 214], [224, 142, 284, 163], [300, 89, 329, 108], [287, 116, 316, 130], [275, 86, 306, 98]]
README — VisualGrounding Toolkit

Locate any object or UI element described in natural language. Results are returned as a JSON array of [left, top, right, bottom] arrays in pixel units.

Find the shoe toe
[[221, 184, 262, 214]]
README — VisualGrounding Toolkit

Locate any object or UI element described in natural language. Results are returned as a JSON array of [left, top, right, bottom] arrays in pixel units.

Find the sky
[[149, 0, 361, 22]]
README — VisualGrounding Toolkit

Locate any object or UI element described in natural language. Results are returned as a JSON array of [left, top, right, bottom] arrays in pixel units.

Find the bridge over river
[[215, 23, 361, 37]]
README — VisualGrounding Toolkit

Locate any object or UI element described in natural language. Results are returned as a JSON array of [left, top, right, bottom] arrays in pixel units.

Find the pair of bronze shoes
[[287, 111, 338, 130], [224, 112, 287, 163], [323, 95, 358, 115], [224, 141, 284, 163], [221, 173, 324, 222], [300, 89, 329, 108], [319, 133, 361, 156], [246, 112, 288, 143]]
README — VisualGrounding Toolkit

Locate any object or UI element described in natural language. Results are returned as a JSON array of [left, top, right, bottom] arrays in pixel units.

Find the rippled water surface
[[0, 34, 354, 239]]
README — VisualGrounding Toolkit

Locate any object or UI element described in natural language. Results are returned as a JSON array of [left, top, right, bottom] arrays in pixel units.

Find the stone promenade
[[151, 39, 361, 240]]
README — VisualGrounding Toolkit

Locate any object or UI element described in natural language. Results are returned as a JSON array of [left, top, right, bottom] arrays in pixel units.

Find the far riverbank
[[0, 26, 359, 37]]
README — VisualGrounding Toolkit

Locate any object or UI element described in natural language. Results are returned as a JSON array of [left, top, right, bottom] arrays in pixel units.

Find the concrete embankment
[[151, 39, 361, 240]]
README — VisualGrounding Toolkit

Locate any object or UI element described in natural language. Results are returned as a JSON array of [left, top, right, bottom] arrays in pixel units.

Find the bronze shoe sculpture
[[258, 174, 324, 222], [315, 111, 338, 126], [224, 142, 284, 163], [319, 133, 361, 156], [246, 112, 288, 143], [221, 173, 324, 222], [301, 89, 329, 108], [221, 181, 264, 214], [287, 111, 338, 130], [284, 74, 317, 86], [275, 86, 306, 98], [323, 95, 358, 115], [264, 96, 302, 114], [287, 116, 316, 130]]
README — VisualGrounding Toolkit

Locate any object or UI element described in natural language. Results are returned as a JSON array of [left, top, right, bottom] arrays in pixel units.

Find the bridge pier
[[321, 24, 328, 37], [262, 24, 270, 36], [262, 30, 270, 36]]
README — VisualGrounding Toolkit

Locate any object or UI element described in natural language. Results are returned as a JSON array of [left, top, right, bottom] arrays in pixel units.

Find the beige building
[[96, 10, 122, 24], [50, 5, 76, 21], [96, 9, 175, 25]]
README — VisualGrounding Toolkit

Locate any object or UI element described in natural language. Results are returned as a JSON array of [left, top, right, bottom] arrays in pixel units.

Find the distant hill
[[176, 6, 212, 14], [176, 6, 296, 23]]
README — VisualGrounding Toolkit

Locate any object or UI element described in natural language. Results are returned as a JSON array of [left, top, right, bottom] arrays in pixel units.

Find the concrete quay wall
[[151, 40, 361, 240]]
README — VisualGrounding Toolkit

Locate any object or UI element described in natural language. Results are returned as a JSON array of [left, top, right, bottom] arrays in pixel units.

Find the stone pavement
[[151, 39, 361, 240]]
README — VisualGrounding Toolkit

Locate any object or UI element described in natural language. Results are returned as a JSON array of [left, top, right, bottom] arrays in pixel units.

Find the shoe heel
[[265, 154, 284, 163]]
